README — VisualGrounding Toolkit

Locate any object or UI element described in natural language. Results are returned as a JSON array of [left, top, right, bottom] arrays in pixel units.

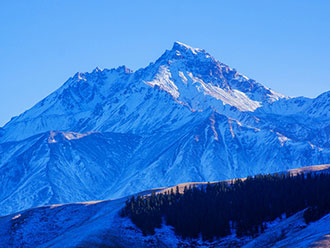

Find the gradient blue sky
[[1, 0, 330, 126]]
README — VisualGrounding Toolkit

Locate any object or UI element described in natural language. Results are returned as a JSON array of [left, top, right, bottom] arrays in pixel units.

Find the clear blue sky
[[1, 0, 329, 126]]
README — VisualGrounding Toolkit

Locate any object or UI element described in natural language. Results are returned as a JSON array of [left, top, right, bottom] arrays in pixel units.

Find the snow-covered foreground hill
[[0, 42, 329, 216], [1, 164, 330, 248]]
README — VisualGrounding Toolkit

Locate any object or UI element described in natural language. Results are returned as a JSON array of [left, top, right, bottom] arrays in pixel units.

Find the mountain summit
[[147, 41, 285, 110], [1, 42, 284, 142], [0, 42, 329, 215]]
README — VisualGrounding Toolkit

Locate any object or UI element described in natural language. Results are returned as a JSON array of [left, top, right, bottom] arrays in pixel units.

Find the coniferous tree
[[121, 172, 330, 240]]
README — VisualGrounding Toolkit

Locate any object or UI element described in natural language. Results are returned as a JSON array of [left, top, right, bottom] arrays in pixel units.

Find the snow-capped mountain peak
[[0, 42, 309, 144], [157, 41, 215, 64], [0, 42, 329, 216], [141, 42, 286, 113], [172, 41, 203, 55]]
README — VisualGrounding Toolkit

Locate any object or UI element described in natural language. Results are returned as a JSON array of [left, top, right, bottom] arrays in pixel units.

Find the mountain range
[[0, 41, 329, 216]]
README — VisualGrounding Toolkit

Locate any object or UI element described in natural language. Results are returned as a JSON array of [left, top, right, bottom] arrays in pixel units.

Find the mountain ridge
[[0, 41, 286, 142], [0, 42, 329, 216]]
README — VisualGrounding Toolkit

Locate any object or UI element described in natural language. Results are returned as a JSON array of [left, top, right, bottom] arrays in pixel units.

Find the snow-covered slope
[[1, 165, 330, 248], [1, 111, 329, 216], [0, 131, 141, 215], [0, 42, 329, 216]]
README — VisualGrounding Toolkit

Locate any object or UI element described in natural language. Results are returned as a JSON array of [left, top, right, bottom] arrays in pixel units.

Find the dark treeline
[[120, 172, 330, 240]]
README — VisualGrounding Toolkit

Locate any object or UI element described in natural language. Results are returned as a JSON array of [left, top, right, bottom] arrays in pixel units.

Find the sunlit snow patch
[[144, 66, 180, 98], [48, 131, 96, 143]]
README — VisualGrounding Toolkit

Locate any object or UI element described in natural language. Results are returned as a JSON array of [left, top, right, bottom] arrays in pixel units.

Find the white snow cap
[[172, 41, 203, 55]]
